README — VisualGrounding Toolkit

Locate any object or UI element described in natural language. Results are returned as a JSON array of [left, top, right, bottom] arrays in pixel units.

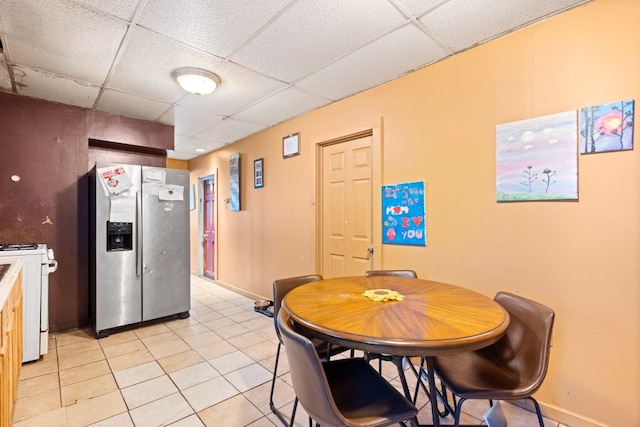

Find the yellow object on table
[[362, 289, 405, 302]]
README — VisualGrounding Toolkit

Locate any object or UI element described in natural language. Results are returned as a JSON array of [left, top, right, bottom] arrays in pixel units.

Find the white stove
[[0, 243, 58, 362]]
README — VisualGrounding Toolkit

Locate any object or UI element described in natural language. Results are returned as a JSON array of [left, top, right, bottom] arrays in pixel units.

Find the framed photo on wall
[[254, 158, 264, 188], [283, 132, 300, 158], [230, 152, 240, 211]]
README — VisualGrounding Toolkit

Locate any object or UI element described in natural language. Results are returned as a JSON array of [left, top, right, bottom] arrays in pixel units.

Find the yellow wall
[[188, 1, 638, 425], [166, 158, 188, 170]]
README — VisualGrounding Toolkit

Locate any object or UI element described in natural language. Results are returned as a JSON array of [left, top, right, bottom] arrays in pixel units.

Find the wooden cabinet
[[0, 264, 22, 427]]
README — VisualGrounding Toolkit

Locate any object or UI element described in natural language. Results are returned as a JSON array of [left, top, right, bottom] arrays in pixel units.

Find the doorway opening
[[198, 174, 216, 280]]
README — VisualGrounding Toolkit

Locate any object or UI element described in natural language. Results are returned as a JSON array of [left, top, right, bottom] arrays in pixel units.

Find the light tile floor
[[13, 275, 567, 426]]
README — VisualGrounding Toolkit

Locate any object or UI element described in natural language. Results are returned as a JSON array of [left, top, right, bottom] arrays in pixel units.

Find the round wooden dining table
[[282, 275, 510, 427]]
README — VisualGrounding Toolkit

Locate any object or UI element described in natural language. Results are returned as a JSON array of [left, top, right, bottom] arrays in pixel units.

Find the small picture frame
[[254, 158, 264, 188], [189, 184, 195, 210], [283, 132, 300, 158]]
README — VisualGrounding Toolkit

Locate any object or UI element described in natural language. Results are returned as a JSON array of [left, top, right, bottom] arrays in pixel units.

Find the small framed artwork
[[283, 132, 300, 158], [230, 152, 240, 211], [254, 158, 264, 188], [580, 99, 634, 154], [189, 184, 195, 210]]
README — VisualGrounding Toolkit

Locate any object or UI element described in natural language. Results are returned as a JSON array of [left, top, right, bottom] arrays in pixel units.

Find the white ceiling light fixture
[[172, 67, 221, 96]]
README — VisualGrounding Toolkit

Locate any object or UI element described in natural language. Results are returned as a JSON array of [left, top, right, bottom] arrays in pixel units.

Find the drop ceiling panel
[[172, 106, 225, 138], [232, 0, 408, 82], [298, 24, 449, 101], [197, 118, 267, 144], [165, 150, 195, 161], [12, 65, 100, 108], [393, 0, 451, 17], [137, 0, 291, 58], [420, 0, 591, 52], [176, 61, 288, 117], [0, 54, 12, 91], [0, 0, 127, 84], [157, 106, 175, 127], [97, 89, 172, 122], [173, 133, 189, 146], [234, 87, 332, 127], [108, 27, 224, 103], [174, 136, 227, 155], [74, 0, 140, 20]]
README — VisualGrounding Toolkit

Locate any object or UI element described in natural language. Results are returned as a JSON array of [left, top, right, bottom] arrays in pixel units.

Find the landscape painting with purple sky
[[496, 110, 578, 202]]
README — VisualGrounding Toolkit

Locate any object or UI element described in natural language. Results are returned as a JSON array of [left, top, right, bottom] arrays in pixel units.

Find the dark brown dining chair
[[277, 309, 419, 427], [432, 291, 555, 426], [269, 274, 350, 426], [364, 269, 418, 279]]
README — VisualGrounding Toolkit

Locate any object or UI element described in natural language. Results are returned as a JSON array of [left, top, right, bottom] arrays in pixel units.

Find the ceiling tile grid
[[11, 65, 101, 108], [73, 0, 140, 21], [391, 0, 450, 17], [107, 26, 225, 104], [419, 0, 592, 52], [297, 23, 450, 101], [171, 106, 226, 138], [196, 117, 267, 144], [0, 0, 593, 159], [232, 86, 332, 128], [230, 0, 408, 83], [172, 135, 228, 158], [137, 0, 291, 59], [97, 88, 172, 122]]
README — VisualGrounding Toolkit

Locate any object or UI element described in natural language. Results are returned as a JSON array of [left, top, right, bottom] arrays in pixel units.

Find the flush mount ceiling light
[[172, 67, 221, 96]]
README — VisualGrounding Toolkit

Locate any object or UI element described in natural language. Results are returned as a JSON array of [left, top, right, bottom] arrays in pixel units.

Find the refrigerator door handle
[[136, 190, 142, 277]]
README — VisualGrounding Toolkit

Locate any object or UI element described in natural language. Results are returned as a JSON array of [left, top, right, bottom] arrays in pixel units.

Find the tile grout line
[[17, 276, 551, 427]]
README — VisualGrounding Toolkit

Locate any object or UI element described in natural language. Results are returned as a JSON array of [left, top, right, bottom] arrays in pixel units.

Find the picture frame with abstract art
[[496, 110, 578, 202], [580, 99, 634, 154]]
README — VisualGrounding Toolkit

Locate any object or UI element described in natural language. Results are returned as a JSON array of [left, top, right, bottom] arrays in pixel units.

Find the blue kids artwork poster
[[382, 181, 426, 246]]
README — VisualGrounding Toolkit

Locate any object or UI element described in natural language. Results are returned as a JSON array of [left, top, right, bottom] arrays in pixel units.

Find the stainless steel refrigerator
[[89, 162, 190, 338]]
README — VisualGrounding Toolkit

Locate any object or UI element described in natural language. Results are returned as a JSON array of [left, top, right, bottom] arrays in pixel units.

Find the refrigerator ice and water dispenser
[[106, 222, 132, 251]]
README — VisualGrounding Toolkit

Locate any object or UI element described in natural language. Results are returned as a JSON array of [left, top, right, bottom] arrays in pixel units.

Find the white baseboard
[[213, 279, 268, 302]]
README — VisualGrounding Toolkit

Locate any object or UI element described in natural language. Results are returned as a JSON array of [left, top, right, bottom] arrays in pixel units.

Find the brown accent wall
[[0, 92, 173, 332], [87, 110, 173, 151], [187, 1, 639, 425]]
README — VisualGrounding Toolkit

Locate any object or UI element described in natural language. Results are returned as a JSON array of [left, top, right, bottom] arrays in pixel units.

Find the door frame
[[197, 171, 217, 278], [315, 124, 383, 274]]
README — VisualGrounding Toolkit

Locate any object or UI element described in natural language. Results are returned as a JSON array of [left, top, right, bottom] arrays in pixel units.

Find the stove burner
[[0, 243, 39, 251]]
